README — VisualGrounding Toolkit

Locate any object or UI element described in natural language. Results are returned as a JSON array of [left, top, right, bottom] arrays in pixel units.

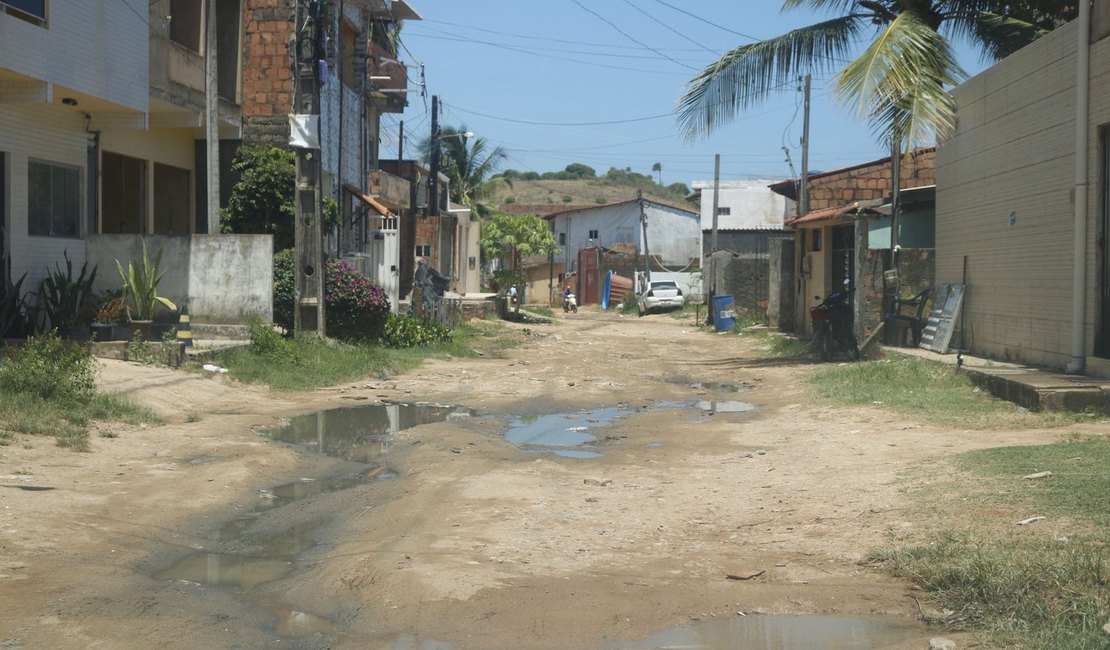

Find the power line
[[649, 0, 760, 41], [418, 18, 709, 53], [568, 0, 698, 71], [405, 32, 691, 76], [409, 26, 705, 64], [618, 0, 720, 57]]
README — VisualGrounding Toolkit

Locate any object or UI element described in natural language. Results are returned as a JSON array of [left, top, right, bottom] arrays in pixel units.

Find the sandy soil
[[0, 309, 1089, 649]]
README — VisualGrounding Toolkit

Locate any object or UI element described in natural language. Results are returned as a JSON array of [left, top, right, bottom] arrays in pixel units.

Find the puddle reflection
[[269, 402, 474, 462]]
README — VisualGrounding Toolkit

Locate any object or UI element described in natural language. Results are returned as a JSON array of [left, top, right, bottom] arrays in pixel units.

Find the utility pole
[[429, 95, 440, 216], [204, 0, 219, 233], [889, 134, 902, 282], [799, 74, 811, 218], [292, 0, 326, 336], [638, 190, 651, 284], [708, 153, 721, 323], [398, 119, 404, 161]]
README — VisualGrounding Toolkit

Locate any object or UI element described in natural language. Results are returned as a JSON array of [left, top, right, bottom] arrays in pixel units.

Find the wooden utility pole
[[709, 153, 721, 307], [799, 74, 811, 218], [293, 0, 326, 336], [204, 0, 220, 233]]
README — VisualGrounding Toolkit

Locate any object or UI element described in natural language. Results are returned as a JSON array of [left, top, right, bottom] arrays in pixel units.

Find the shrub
[[0, 332, 96, 402], [381, 314, 452, 348], [272, 249, 391, 341], [248, 317, 301, 364]]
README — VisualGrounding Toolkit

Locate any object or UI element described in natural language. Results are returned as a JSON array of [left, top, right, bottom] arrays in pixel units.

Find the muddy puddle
[[267, 401, 474, 462], [664, 375, 750, 393], [503, 399, 754, 457], [604, 614, 924, 649]]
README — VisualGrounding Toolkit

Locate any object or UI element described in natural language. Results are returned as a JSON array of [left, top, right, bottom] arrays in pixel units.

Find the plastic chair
[[884, 287, 932, 347]]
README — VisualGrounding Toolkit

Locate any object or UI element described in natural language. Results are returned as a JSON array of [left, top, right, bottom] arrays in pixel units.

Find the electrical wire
[[419, 18, 710, 53], [649, 0, 760, 41], [409, 26, 705, 64], [568, 0, 698, 71], [617, 0, 720, 57], [405, 32, 691, 76]]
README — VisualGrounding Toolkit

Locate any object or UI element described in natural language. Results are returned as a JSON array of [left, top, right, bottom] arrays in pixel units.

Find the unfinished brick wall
[[241, 0, 296, 145], [807, 149, 935, 211]]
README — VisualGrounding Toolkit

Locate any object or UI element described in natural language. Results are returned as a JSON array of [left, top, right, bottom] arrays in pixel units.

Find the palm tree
[[677, 1, 1077, 149], [422, 126, 509, 219], [651, 162, 663, 186]]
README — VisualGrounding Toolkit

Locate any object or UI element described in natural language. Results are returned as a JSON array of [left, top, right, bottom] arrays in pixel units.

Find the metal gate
[[365, 214, 400, 313]]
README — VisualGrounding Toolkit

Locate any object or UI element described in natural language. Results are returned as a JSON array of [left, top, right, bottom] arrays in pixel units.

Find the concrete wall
[[936, 20, 1105, 368], [86, 234, 273, 324], [768, 238, 795, 331]]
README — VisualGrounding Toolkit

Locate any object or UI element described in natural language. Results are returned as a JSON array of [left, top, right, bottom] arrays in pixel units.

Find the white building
[[689, 180, 792, 262]]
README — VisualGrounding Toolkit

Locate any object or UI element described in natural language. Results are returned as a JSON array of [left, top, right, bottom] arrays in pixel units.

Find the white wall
[[692, 180, 791, 231], [550, 200, 700, 272], [0, 0, 148, 111]]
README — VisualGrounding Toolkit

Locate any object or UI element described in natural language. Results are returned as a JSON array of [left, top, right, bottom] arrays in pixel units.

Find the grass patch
[[808, 354, 1084, 428], [871, 437, 1110, 649], [736, 322, 812, 359], [0, 334, 158, 449], [523, 305, 555, 318], [216, 320, 519, 391]]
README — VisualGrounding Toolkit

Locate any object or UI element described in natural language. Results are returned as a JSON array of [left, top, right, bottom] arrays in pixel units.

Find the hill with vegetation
[[488, 164, 695, 212]]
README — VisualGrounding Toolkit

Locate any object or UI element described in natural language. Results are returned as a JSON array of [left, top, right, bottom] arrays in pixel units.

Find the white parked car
[[637, 280, 684, 316]]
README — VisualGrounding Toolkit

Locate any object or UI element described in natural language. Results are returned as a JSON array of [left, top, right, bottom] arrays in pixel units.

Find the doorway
[[1096, 128, 1110, 358]]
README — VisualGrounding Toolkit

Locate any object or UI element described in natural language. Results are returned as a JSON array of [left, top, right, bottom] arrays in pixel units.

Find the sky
[[387, 1, 991, 188]]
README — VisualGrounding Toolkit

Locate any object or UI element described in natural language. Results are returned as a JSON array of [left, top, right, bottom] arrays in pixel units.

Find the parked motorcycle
[[562, 292, 578, 313], [810, 286, 859, 361]]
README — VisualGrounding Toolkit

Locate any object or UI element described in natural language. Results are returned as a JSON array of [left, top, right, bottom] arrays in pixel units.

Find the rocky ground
[[0, 309, 1086, 649]]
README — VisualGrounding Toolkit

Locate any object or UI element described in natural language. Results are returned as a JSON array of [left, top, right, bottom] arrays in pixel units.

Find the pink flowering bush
[[273, 249, 390, 340]]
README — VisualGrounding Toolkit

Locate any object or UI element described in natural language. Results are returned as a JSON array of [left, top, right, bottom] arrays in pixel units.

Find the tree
[[479, 213, 558, 295], [564, 163, 597, 179], [651, 162, 662, 186], [423, 126, 508, 219], [677, 1, 1077, 150], [220, 145, 339, 251]]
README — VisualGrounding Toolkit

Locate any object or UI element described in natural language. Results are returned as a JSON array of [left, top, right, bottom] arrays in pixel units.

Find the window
[[170, 0, 202, 52], [101, 152, 145, 234], [2, 0, 46, 26], [28, 160, 80, 238], [558, 232, 566, 246], [415, 244, 431, 257], [588, 229, 599, 240], [717, 207, 731, 216], [811, 229, 822, 252]]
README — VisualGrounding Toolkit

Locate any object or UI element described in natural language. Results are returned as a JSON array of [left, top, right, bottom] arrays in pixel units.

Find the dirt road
[[0, 310, 1075, 648]]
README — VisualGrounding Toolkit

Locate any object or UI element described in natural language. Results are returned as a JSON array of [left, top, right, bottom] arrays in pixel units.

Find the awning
[[784, 203, 859, 227], [342, 183, 395, 217]]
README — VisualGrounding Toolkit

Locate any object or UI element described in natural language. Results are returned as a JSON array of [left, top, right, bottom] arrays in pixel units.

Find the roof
[[342, 184, 395, 217], [542, 197, 698, 220], [783, 202, 880, 227]]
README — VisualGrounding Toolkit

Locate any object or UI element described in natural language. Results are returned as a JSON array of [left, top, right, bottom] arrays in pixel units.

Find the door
[[1096, 128, 1110, 358]]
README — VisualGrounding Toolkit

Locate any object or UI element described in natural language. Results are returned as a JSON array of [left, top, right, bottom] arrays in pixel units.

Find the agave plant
[[116, 239, 177, 321], [0, 270, 28, 339], [40, 251, 98, 330]]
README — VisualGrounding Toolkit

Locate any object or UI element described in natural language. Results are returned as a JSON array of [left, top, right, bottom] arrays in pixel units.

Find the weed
[[216, 321, 494, 391], [99, 429, 118, 438], [872, 437, 1110, 648], [736, 323, 811, 359], [808, 355, 1083, 428], [185, 411, 201, 423], [126, 328, 182, 367], [0, 333, 156, 449], [381, 314, 452, 348], [523, 305, 555, 319]]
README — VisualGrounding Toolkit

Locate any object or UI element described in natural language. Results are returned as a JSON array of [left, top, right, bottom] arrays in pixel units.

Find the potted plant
[[90, 295, 127, 342], [116, 238, 177, 340], [39, 251, 98, 340]]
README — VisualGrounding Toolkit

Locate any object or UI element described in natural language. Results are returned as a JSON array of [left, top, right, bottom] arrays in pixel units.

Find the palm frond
[[677, 14, 864, 140], [782, 0, 869, 16], [836, 12, 963, 146], [951, 12, 1054, 61]]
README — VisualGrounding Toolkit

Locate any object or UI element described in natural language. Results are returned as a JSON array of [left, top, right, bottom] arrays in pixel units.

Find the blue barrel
[[712, 294, 737, 332]]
